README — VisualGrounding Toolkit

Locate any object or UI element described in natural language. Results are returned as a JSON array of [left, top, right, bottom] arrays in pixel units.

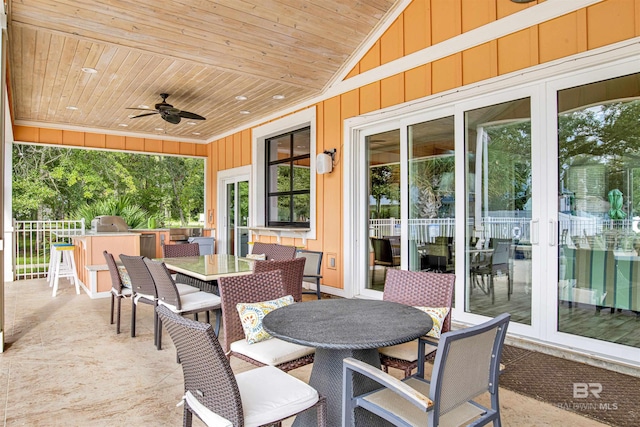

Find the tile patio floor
[[0, 278, 607, 426]]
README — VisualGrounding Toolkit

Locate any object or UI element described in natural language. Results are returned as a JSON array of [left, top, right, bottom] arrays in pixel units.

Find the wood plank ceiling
[[7, 0, 398, 143]]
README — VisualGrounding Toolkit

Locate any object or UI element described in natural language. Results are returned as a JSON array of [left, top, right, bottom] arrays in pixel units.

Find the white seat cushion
[[379, 339, 437, 362], [134, 293, 155, 305], [176, 282, 200, 295], [112, 287, 133, 297], [159, 291, 221, 313], [236, 366, 319, 427], [184, 391, 233, 427], [230, 337, 314, 366]]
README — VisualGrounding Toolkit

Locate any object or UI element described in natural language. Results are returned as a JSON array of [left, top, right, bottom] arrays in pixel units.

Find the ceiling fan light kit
[[127, 93, 206, 125]]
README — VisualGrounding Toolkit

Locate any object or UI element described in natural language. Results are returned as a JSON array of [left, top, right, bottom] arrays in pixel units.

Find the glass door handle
[[549, 220, 556, 246], [530, 219, 539, 245]]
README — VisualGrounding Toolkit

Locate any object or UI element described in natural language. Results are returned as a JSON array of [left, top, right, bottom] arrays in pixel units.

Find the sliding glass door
[[218, 167, 250, 257], [464, 98, 533, 325], [556, 73, 640, 348]]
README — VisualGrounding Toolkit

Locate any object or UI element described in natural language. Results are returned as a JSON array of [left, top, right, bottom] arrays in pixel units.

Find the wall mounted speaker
[[316, 153, 333, 174]]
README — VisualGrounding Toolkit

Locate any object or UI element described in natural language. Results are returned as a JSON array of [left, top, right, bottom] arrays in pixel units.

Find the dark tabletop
[[262, 298, 433, 350]]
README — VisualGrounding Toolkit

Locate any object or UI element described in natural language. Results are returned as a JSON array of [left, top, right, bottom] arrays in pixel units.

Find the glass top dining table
[[157, 254, 255, 281]]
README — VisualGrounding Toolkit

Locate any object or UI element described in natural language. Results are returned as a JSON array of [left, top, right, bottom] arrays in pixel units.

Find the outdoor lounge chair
[[379, 269, 455, 378], [156, 305, 327, 427], [343, 313, 510, 427]]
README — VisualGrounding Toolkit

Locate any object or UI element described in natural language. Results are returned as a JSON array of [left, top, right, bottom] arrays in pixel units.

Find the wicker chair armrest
[[343, 358, 434, 411]]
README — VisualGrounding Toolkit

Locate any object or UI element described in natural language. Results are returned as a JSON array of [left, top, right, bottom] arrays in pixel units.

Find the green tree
[[370, 165, 400, 218], [12, 144, 204, 225]]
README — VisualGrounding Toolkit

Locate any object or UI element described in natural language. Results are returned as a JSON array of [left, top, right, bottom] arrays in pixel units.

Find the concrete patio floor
[[0, 278, 607, 426]]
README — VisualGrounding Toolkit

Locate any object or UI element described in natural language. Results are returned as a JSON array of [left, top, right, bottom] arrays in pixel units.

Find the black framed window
[[265, 127, 311, 227]]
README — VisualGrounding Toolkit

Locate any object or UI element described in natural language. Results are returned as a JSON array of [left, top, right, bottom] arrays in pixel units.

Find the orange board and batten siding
[[349, 0, 640, 87], [13, 125, 208, 157], [207, 0, 640, 293]]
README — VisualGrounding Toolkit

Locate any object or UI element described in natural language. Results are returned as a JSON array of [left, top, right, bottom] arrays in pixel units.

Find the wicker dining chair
[[217, 270, 315, 372], [156, 305, 327, 427], [250, 242, 296, 260], [143, 258, 222, 351], [103, 251, 133, 334], [252, 257, 306, 302], [162, 242, 219, 294], [162, 242, 200, 258], [379, 269, 455, 378], [343, 313, 510, 427], [120, 255, 200, 347], [119, 254, 160, 343]]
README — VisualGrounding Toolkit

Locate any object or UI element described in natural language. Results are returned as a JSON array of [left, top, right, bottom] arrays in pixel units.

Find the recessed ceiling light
[[240, 110, 251, 115], [187, 122, 196, 125], [127, 114, 136, 118], [137, 104, 149, 109], [118, 123, 128, 127], [66, 106, 78, 110], [235, 95, 248, 101], [272, 94, 285, 100], [154, 127, 164, 131], [81, 67, 98, 74], [192, 132, 201, 135]]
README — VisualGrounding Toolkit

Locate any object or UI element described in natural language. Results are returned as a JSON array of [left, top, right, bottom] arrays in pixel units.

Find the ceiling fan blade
[[126, 107, 155, 111], [161, 112, 181, 124], [130, 112, 159, 119], [179, 110, 206, 120]]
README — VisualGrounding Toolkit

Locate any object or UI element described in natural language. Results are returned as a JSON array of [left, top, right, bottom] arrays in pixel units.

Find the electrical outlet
[[327, 252, 337, 270]]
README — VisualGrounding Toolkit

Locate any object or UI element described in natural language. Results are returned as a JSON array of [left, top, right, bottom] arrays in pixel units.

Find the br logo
[[573, 383, 602, 399]]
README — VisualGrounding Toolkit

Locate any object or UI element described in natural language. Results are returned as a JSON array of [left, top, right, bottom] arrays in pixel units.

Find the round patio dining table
[[263, 298, 433, 427]]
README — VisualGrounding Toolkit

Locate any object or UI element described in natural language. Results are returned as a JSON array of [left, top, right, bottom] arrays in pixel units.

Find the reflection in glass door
[[224, 179, 249, 257], [465, 98, 532, 324], [557, 73, 640, 348], [366, 130, 400, 291], [408, 116, 455, 273]]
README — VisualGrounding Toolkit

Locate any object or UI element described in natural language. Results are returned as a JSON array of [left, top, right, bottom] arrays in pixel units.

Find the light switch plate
[[327, 252, 337, 270]]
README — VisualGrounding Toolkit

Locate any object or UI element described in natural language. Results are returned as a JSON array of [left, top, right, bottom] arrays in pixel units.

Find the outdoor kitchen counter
[[53, 231, 142, 298]]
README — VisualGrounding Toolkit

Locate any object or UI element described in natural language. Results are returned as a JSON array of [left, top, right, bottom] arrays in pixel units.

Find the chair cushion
[[414, 306, 449, 338], [112, 287, 133, 297], [363, 377, 484, 427], [184, 391, 233, 427], [230, 337, 314, 366], [176, 282, 200, 295], [159, 291, 221, 313], [378, 339, 437, 362], [246, 253, 267, 260], [134, 293, 155, 305], [117, 266, 132, 289], [236, 365, 319, 427], [236, 295, 294, 344]]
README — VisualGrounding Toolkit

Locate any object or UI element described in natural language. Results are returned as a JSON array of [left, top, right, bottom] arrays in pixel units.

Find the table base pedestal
[[292, 347, 393, 427]]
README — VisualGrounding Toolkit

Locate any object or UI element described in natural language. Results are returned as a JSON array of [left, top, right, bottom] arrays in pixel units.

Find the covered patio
[[0, 277, 611, 426]]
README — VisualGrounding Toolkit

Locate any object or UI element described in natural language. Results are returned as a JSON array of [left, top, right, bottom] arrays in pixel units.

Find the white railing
[[369, 215, 638, 246], [369, 217, 528, 242], [13, 219, 85, 280]]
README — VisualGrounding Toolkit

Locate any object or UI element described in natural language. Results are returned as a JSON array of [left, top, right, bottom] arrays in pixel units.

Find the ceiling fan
[[127, 93, 206, 124]]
